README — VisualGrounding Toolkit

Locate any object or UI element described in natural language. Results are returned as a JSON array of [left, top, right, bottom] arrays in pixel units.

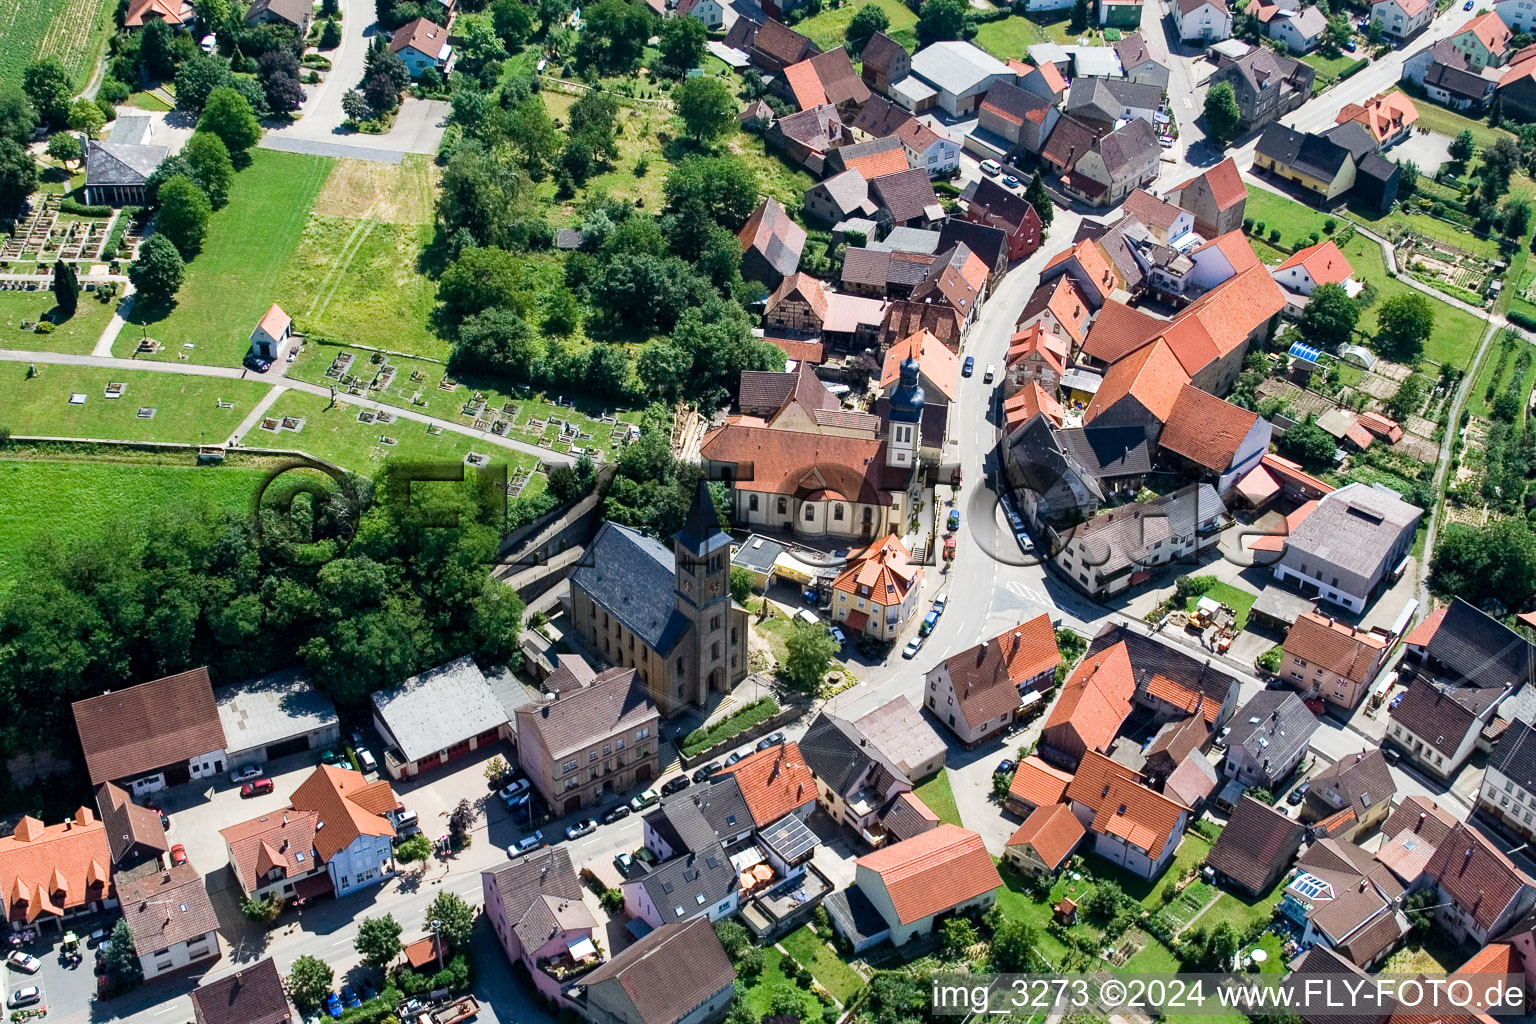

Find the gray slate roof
[[1283, 482, 1422, 585], [217, 669, 338, 755], [580, 917, 735, 1024], [1256, 123, 1352, 181], [571, 522, 692, 656], [370, 655, 508, 763], [1056, 423, 1153, 480], [646, 775, 753, 854], [1069, 483, 1226, 576], [1424, 597, 1535, 690], [869, 225, 941, 254], [1096, 118, 1161, 179], [1489, 718, 1536, 792], [798, 712, 907, 796], [515, 667, 658, 761], [636, 841, 737, 922], [1226, 690, 1318, 772], [1065, 77, 1163, 123], [85, 140, 168, 187], [909, 40, 1011, 96]]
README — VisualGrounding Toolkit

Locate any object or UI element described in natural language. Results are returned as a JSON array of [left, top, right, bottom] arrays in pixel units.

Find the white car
[[6, 951, 40, 973], [565, 819, 598, 840], [979, 159, 1002, 176], [932, 593, 947, 615], [508, 831, 544, 856], [231, 765, 263, 783], [902, 637, 923, 659], [1016, 530, 1036, 554], [499, 779, 531, 804], [983, 365, 996, 383], [8, 987, 40, 1008]]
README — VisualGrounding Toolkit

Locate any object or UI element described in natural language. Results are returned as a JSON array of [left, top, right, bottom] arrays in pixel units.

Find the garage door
[[266, 735, 311, 760]]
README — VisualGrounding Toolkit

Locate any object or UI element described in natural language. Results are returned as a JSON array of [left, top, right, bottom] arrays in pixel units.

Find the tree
[[918, 0, 972, 45], [241, 893, 283, 925], [1403, 888, 1438, 933], [364, 37, 413, 88], [491, 0, 534, 48], [506, 95, 561, 174], [1024, 171, 1053, 229], [427, 890, 475, 949], [182, 131, 233, 208], [67, 97, 105, 140], [1204, 82, 1242, 146], [456, 18, 508, 75], [448, 797, 477, 847], [1299, 282, 1359, 346], [1384, 371, 1429, 421], [674, 76, 735, 144], [0, 139, 38, 212], [1191, 921, 1239, 971], [1323, 13, 1351, 52], [657, 14, 706, 76], [1276, 414, 1336, 469], [156, 174, 212, 257], [46, 131, 81, 168], [139, 18, 178, 80], [1504, 198, 1532, 239], [363, 71, 401, 115], [846, 2, 890, 51], [52, 258, 78, 317], [663, 153, 758, 229], [454, 307, 544, 376], [175, 51, 234, 113], [287, 956, 334, 1012], [569, 89, 619, 163], [1083, 880, 1127, 922], [1247, 787, 1275, 804], [103, 919, 142, 988], [1398, 158, 1419, 196], [783, 619, 838, 692], [1449, 128, 1476, 163], [259, 49, 304, 113], [537, 0, 572, 31], [24, 59, 74, 129], [714, 918, 750, 959], [355, 914, 403, 969], [1375, 291, 1434, 361], [989, 917, 1037, 972], [320, 17, 343, 47], [729, 565, 754, 603], [1069, 0, 1088, 31], [1430, 518, 1536, 607], [198, 86, 262, 155], [127, 234, 186, 305], [941, 917, 978, 956], [0, 89, 37, 146], [576, 0, 654, 73]]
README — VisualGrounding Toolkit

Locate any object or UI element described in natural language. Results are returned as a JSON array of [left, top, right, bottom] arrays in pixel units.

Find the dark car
[[962, 356, 975, 377], [660, 775, 691, 796], [601, 805, 631, 824], [1287, 781, 1310, 806], [766, 732, 785, 746], [341, 986, 362, 1010], [756, 736, 774, 751], [995, 759, 1017, 777], [692, 762, 722, 783], [243, 352, 272, 374], [240, 778, 275, 797]]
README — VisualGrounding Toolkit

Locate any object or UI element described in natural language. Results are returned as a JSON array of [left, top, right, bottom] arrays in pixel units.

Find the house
[[571, 917, 735, 1024], [1005, 320, 1068, 393], [117, 862, 221, 980], [1083, 338, 1189, 437], [1478, 718, 1536, 845], [1281, 840, 1409, 968], [893, 118, 960, 177], [570, 484, 749, 715], [1410, 40, 1501, 111], [1163, 751, 1219, 810], [1004, 804, 1087, 876], [1097, 0, 1143, 24], [95, 781, 168, 870], [390, 17, 452, 77], [216, 670, 340, 771], [1269, 5, 1328, 53], [1208, 45, 1314, 129], [1001, 413, 1145, 530], [191, 959, 292, 1024], [125, 0, 195, 26], [1122, 189, 1196, 246], [870, 167, 944, 228], [907, 41, 1016, 116], [1205, 796, 1306, 896], [1500, 0, 1536, 32], [738, 198, 806, 288], [244, 0, 310, 32], [853, 696, 947, 782], [370, 656, 510, 780], [926, 616, 1063, 746], [727, 17, 818, 73], [1272, 240, 1355, 317], [1064, 751, 1190, 878], [483, 848, 599, 1003], [1421, 822, 1536, 946], [1114, 33, 1170, 89], [1221, 690, 1318, 791], [82, 124, 169, 206], [958, 178, 1044, 262], [1142, 714, 1209, 786], [1281, 612, 1393, 711], [804, 170, 880, 228], [676, 0, 724, 28], [937, 218, 1009, 282], [1065, 78, 1164, 135], [1041, 236, 1123, 311], [1157, 384, 1272, 495], [1175, 0, 1231, 41], [1374, 794, 1458, 885], [842, 247, 934, 298], [1005, 756, 1075, 816], [1164, 157, 1247, 238], [515, 668, 661, 814], [830, 534, 923, 641], [878, 329, 956, 445], [827, 136, 911, 178], [1502, 48, 1536, 121], [1272, 482, 1422, 613], [72, 667, 227, 794], [1054, 484, 1227, 600], [976, 80, 1060, 157], [1039, 641, 1136, 768], [1039, 114, 1098, 177], [771, 104, 853, 175], [1453, 11, 1514, 68], [798, 712, 912, 845], [719, 742, 819, 826], [910, 242, 988, 321], [762, 273, 887, 346], [627, 776, 756, 928], [830, 825, 1002, 949], [1302, 749, 1395, 839], [880, 297, 967, 353], [1016, 60, 1069, 104], [1371, 0, 1431, 39], [220, 809, 324, 904], [861, 32, 911, 95], [247, 303, 292, 362], [781, 48, 871, 112], [1089, 623, 1241, 731], [1254, 123, 1356, 201], [1391, 675, 1509, 779], [1017, 276, 1093, 357], [1335, 93, 1419, 148], [0, 809, 115, 931], [1065, 119, 1162, 207]]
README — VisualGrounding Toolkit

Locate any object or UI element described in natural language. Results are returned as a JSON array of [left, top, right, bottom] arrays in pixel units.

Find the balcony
[[537, 941, 605, 981]]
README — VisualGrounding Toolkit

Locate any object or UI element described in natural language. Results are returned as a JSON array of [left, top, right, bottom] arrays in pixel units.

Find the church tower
[[885, 355, 925, 469], [673, 482, 739, 706]]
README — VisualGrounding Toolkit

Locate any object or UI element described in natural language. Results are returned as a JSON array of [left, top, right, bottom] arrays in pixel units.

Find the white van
[[794, 609, 820, 627]]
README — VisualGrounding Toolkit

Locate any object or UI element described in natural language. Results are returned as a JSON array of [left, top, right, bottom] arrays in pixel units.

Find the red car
[[241, 778, 275, 797], [170, 844, 187, 866]]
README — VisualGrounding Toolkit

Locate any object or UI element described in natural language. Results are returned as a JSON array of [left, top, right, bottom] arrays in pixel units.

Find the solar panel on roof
[[1289, 341, 1320, 363], [762, 813, 817, 862]]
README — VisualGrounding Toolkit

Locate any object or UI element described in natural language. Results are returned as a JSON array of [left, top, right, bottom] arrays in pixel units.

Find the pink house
[[481, 847, 601, 1003]]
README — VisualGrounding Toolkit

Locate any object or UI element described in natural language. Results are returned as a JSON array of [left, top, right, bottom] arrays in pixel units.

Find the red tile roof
[[1067, 751, 1188, 859], [1402, 606, 1448, 648], [832, 534, 921, 607], [1084, 338, 1189, 425], [941, 615, 1062, 728], [1336, 93, 1419, 144], [0, 809, 112, 925], [767, 272, 831, 324], [289, 764, 397, 861], [390, 17, 449, 57], [737, 198, 807, 267], [700, 423, 895, 505], [784, 58, 827, 109], [1043, 640, 1136, 753], [72, 667, 226, 786], [719, 742, 817, 826], [1424, 822, 1535, 934], [1284, 612, 1390, 684], [1079, 299, 1167, 365], [1005, 803, 1085, 870], [1459, 11, 1512, 56], [1145, 674, 1221, 723], [764, 336, 825, 364], [221, 809, 321, 895], [1123, 189, 1185, 231], [857, 823, 1002, 924], [1168, 156, 1246, 212], [881, 330, 959, 401], [1007, 320, 1068, 375], [843, 145, 911, 180], [1158, 384, 1262, 473], [1007, 756, 1073, 810], [1003, 381, 1064, 432], [1276, 240, 1354, 286], [1019, 275, 1093, 350]]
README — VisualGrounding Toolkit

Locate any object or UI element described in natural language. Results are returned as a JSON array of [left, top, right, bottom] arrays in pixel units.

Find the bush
[[33, 320, 54, 334], [1268, 228, 1281, 243], [60, 197, 112, 216], [1243, 217, 1254, 233], [395, 833, 433, 862], [680, 696, 780, 756], [1510, 309, 1536, 332]]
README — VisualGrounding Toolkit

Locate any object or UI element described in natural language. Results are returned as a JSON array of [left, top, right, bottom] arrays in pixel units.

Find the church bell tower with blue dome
[[886, 355, 924, 469]]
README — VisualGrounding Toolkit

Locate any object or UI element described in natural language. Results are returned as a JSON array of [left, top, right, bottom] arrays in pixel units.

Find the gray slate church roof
[[571, 522, 691, 656]]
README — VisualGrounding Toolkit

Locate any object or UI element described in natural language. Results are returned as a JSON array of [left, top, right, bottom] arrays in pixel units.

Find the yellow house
[[1253, 124, 1356, 202]]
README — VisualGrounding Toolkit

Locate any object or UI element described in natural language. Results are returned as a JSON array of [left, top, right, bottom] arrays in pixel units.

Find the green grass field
[[913, 768, 963, 827], [736, 947, 829, 1023], [796, 0, 918, 52], [129, 150, 333, 365], [1185, 580, 1256, 629], [0, 288, 116, 354], [1390, 90, 1514, 153], [1301, 50, 1360, 83], [0, 0, 115, 92], [0, 364, 273, 444], [777, 927, 865, 1003], [0, 456, 267, 589]]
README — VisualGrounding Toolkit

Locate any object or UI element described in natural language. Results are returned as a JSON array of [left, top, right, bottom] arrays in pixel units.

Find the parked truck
[[421, 997, 479, 1024]]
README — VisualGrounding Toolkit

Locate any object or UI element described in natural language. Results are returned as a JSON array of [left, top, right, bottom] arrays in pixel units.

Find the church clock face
[[707, 579, 722, 598], [681, 577, 695, 597]]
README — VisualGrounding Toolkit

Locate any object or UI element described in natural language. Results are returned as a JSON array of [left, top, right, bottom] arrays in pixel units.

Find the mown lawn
[[973, 15, 1048, 59], [0, 288, 116, 355], [129, 149, 332, 365], [1300, 50, 1360, 83], [1209, 878, 1286, 935], [994, 859, 1105, 965], [736, 947, 831, 1023], [796, 0, 918, 51], [914, 768, 963, 826], [1186, 580, 1256, 630], [777, 926, 865, 1004], [1391, 89, 1515, 153], [0, 363, 272, 443], [0, 455, 268, 590]]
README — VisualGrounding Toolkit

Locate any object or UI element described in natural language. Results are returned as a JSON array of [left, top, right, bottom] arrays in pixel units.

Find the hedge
[[60, 197, 112, 217], [1509, 308, 1536, 332], [1336, 58, 1369, 81], [681, 696, 781, 756]]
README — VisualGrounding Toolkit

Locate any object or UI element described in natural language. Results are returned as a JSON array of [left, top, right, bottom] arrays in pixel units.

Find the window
[[834, 505, 845, 521], [777, 498, 788, 515], [563, 759, 579, 773], [636, 727, 651, 740], [589, 751, 598, 762], [603, 744, 611, 756], [712, 642, 721, 659], [677, 657, 685, 675], [616, 738, 624, 750], [711, 615, 721, 630], [749, 494, 759, 512], [804, 505, 815, 521]]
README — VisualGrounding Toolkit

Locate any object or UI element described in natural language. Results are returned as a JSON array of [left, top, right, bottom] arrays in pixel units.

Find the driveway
[[1387, 130, 1454, 177]]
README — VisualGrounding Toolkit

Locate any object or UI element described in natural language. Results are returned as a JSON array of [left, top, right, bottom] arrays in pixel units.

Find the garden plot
[[1400, 235, 1499, 299]]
